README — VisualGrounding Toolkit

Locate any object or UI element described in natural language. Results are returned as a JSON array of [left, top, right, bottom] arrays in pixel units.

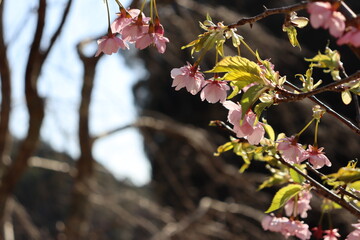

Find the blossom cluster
[[262, 214, 312, 240], [170, 63, 265, 145], [284, 190, 312, 218], [308, 2, 360, 47], [96, 7, 169, 57], [277, 136, 331, 169], [223, 101, 264, 145], [170, 63, 230, 102]]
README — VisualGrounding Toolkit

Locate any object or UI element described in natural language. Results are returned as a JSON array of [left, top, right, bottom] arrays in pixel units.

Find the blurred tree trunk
[[65, 42, 100, 240], [0, 0, 46, 227], [0, 0, 11, 175], [0, 0, 73, 235]]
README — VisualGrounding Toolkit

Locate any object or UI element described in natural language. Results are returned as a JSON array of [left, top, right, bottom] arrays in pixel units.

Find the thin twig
[[276, 71, 360, 102], [41, 0, 73, 61], [306, 162, 326, 178], [337, 186, 360, 202], [284, 81, 360, 135], [227, 1, 308, 29], [353, 93, 360, 127], [305, 162, 359, 202]]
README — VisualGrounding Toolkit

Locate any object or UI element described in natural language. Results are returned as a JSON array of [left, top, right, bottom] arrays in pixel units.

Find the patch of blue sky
[[4, 0, 151, 185]]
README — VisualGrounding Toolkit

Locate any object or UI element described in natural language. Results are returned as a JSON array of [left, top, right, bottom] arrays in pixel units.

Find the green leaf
[[227, 84, 241, 99], [305, 47, 342, 80], [207, 56, 263, 84], [349, 81, 360, 95], [216, 39, 225, 57], [258, 175, 286, 191], [263, 123, 275, 141], [214, 141, 234, 156], [289, 165, 305, 184], [265, 184, 302, 213], [240, 84, 266, 118], [283, 25, 301, 49], [341, 90, 352, 105]]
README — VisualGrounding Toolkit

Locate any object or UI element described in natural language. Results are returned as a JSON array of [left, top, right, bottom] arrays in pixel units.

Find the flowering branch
[[279, 158, 360, 218]]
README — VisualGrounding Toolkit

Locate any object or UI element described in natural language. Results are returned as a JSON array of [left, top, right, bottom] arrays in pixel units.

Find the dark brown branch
[[279, 158, 360, 218], [276, 71, 360, 102], [284, 81, 360, 135], [353, 93, 360, 127], [0, 0, 11, 170], [306, 163, 360, 202], [337, 186, 360, 202], [227, 1, 308, 29]]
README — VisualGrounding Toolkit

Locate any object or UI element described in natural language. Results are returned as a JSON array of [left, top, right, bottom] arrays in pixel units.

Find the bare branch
[[227, 1, 308, 29], [11, 198, 41, 240], [91, 194, 160, 235], [276, 71, 360, 102], [29, 156, 72, 173], [284, 81, 360, 135], [42, 0, 73, 61], [151, 197, 265, 240]]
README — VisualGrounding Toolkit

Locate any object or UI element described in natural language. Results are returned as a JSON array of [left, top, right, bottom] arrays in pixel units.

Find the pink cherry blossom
[[135, 32, 169, 53], [337, 27, 360, 47], [223, 101, 264, 145], [285, 190, 312, 218], [135, 22, 169, 53], [261, 214, 289, 233], [171, 63, 205, 95], [111, 8, 141, 33], [285, 220, 312, 240], [307, 2, 346, 37], [122, 14, 150, 42], [95, 34, 128, 57], [346, 221, 360, 240], [324, 229, 340, 240], [262, 215, 311, 240], [200, 79, 230, 103], [306, 145, 331, 169], [277, 136, 309, 164]]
